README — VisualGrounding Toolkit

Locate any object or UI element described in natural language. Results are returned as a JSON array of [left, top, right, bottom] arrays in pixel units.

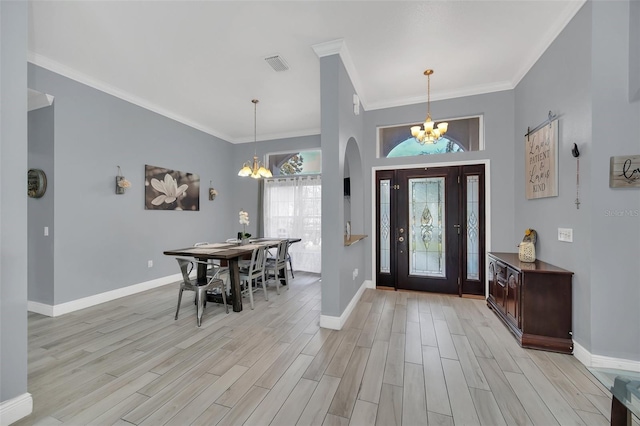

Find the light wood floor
[[17, 272, 634, 426]]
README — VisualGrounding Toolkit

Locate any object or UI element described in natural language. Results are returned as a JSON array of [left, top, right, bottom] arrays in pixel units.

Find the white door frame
[[370, 158, 492, 297]]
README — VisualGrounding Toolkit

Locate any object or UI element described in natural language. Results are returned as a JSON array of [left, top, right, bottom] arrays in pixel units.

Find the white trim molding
[[28, 273, 182, 317], [27, 88, 54, 112], [573, 341, 640, 372], [320, 280, 371, 330], [0, 393, 33, 426]]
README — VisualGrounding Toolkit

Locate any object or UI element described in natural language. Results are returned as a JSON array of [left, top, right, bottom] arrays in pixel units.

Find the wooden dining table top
[[164, 240, 279, 260], [163, 238, 301, 259]]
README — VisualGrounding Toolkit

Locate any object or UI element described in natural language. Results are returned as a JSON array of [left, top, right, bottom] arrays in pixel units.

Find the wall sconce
[[209, 181, 218, 200], [116, 166, 131, 194]]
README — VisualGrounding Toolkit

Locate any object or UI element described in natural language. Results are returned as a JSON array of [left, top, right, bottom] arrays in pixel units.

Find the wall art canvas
[[525, 120, 558, 199], [609, 155, 640, 188], [145, 164, 200, 211]]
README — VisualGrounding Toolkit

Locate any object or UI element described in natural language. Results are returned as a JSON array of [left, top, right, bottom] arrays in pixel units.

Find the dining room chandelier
[[410, 69, 448, 144], [238, 99, 273, 179]]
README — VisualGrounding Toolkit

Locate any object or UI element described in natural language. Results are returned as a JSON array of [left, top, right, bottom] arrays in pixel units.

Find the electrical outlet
[[352, 268, 359, 280], [44, 226, 49, 236], [148, 260, 153, 268], [558, 228, 573, 243]]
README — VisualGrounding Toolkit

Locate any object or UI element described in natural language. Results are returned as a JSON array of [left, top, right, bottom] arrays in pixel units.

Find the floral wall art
[[144, 164, 200, 211]]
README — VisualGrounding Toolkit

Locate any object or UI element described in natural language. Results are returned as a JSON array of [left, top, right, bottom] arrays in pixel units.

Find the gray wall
[[362, 90, 517, 281], [1, 0, 29, 403], [514, 0, 639, 362], [514, 2, 593, 355], [589, 0, 640, 361], [319, 54, 366, 317], [28, 64, 236, 304], [28, 105, 55, 304]]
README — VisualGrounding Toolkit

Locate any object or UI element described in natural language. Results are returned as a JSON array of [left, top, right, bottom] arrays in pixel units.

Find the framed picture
[[145, 164, 200, 211], [610, 155, 640, 188], [525, 120, 558, 199]]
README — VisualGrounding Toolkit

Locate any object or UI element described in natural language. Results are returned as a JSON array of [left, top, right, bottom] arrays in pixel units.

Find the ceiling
[[28, 1, 585, 144]]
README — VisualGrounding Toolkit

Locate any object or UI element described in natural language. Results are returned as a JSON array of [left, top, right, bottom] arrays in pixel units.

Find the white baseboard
[[0, 393, 32, 426], [572, 341, 592, 367], [573, 341, 640, 372], [319, 279, 371, 330], [27, 273, 182, 317]]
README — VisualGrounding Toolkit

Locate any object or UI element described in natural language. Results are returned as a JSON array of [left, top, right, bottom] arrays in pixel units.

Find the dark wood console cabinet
[[487, 252, 573, 354]]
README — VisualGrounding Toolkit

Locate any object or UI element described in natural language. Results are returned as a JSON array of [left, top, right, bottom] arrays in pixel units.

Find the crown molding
[[311, 39, 345, 58], [27, 88, 54, 112], [232, 127, 320, 144], [312, 39, 368, 111], [366, 81, 513, 111], [28, 52, 235, 143]]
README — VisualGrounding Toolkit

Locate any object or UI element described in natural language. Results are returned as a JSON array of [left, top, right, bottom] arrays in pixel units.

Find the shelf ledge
[[344, 234, 367, 246]]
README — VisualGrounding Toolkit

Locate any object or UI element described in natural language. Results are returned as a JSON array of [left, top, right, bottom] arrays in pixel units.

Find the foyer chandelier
[[238, 99, 273, 179], [410, 69, 448, 144]]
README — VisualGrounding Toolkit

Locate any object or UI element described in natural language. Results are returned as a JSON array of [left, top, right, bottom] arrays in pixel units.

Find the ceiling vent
[[264, 55, 290, 72]]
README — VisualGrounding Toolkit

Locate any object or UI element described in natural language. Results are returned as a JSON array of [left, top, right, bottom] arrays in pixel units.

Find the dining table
[[163, 238, 299, 312]]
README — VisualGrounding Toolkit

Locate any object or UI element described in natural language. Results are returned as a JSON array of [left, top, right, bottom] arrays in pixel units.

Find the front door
[[375, 165, 485, 295]]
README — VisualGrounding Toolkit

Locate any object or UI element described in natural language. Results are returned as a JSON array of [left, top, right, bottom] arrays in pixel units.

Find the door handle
[[453, 224, 461, 235]]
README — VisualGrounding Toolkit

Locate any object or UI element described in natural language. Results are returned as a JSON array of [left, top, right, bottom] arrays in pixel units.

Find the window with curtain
[[263, 176, 321, 273]]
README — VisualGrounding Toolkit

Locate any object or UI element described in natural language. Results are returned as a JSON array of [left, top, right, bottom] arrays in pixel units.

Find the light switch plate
[[558, 228, 573, 242]]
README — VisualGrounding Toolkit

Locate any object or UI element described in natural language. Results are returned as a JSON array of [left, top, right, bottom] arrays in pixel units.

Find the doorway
[[375, 164, 485, 295]]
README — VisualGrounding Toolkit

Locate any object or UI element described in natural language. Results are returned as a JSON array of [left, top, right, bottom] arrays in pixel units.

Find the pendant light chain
[[427, 71, 431, 119], [238, 99, 272, 179], [253, 99, 258, 145]]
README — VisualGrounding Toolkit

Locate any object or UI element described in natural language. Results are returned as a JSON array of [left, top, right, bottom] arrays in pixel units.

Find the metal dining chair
[[175, 258, 228, 327], [266, 240, 294, 278], [194, 242, 229, 291], [275, 230, 295, 278], [238, 246, 267, 310], [265, 239, 290, 295]]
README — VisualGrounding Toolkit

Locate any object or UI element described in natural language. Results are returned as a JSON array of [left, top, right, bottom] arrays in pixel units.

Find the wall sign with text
[[525, 120, 558, 199], [610, 155, 640, 188]]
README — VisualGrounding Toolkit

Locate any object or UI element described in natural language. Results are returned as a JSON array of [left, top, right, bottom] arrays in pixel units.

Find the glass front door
[[376, 165, 485, 295]]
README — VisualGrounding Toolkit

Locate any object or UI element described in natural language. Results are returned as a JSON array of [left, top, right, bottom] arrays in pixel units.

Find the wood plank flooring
[[16, 272, 636, 426]]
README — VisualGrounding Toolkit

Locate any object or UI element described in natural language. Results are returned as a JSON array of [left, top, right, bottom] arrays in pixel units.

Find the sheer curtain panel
[[263, 176, 321, 273]]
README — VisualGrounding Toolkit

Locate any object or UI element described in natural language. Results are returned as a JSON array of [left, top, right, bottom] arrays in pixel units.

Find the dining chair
[[266, 240, 294, 278], [194, 241, 229, 286], [265, 239, 290, 295], [194, 241, 216, 270], [238, 246, 267, 310], [175, 257, 228, 327], [284, 240, 294, 278]]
